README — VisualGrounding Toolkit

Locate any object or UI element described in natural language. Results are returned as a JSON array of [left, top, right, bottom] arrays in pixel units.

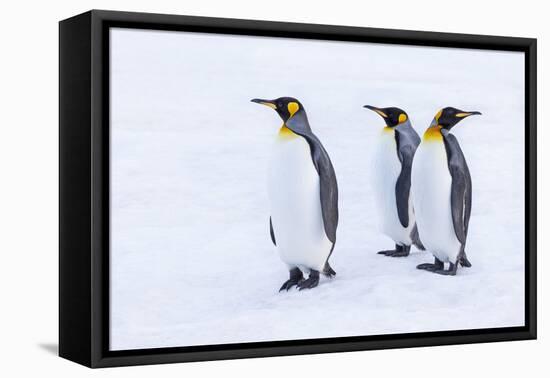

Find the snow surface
[[109, 28, 525, 350]]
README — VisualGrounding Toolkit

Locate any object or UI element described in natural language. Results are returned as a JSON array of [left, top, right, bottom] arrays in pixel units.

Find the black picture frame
[[59, 9, 537, 368]]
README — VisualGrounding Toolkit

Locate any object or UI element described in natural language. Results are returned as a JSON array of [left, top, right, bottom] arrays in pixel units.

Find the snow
[[109, 28, 525, 350]]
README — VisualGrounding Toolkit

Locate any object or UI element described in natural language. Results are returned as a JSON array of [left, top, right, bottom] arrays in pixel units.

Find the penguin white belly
[[372, 129, 414, 245], [268, 132, 333, 272], [412, 141, 461, 263]]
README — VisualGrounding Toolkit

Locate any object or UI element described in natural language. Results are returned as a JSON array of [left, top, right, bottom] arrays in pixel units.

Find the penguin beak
[[363, 105, 388, 118], [455, 110, 482, 118], [251, 98, 277, 110]]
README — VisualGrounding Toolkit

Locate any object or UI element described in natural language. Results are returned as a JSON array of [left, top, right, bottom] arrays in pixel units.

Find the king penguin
[[363, 105, 424, 257], [251, 97, 338, 291], [412, 107, 481, 275]]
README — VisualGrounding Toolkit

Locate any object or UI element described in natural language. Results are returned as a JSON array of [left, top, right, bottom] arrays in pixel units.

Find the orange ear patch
[[287, 102, 300, 117], [398, 114, 407, 123]]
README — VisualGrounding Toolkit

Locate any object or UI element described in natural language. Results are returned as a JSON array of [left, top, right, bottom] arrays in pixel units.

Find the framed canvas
[[59, 10, 537, 368]]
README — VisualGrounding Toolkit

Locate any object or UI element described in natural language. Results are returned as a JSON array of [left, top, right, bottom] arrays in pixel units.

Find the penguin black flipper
[[394, 127, 421, 228], [269, 216, 276, 246], [306, 134, 338, 243], [442, 132, 472, 245], [287, 113, 339, 244], [395, 143, 414, 228]]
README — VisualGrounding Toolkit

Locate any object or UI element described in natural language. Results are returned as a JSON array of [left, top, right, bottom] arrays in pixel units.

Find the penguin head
[[363, 105, 409, 127], [434, 107, 481, 130], [251, 97, 304, 123]]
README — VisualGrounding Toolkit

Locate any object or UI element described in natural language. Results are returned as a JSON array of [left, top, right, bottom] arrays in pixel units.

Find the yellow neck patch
[[382, 126, 394, 134], [287, 102, 299, 118], [278, 125, 298, 140], [423, 125, 443, 142]]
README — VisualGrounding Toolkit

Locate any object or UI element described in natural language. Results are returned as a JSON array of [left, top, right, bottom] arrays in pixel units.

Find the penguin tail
[[459, 254, 472, 268], [410, 224, 425, 251], [413, 239, 425, 251], [322, 262, 336, 278]]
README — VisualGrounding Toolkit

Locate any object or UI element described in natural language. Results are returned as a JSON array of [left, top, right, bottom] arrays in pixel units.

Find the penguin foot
[[416, 263, 439, 271], [418, 261, 458, 276], [279, 268, 304, 292], [416, 257, 444, 272], [297, 270, 320, 291], [279, 279, 300, 291], [432, 268, 457, 276], [433, 262, 458, 276], [378, 244, 410, 257], [382, 250, 410, 257]]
